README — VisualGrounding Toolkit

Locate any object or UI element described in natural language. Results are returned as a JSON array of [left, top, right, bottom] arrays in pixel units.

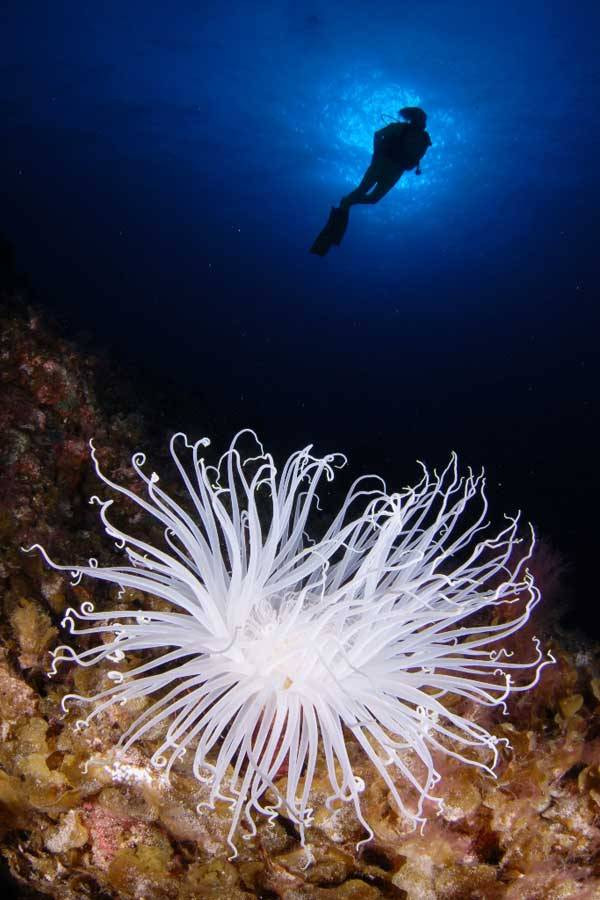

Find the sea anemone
[[26, 431, 552, 855]]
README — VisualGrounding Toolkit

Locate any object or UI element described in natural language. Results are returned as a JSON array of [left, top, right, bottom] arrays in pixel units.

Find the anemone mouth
[[228, 604, 342, 696]]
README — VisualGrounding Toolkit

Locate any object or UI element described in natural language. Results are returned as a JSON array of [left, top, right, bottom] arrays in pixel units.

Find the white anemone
[[27, 431, 552, 855]]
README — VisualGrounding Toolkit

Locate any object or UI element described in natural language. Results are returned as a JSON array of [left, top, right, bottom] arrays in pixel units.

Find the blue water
[[1, 0, 599, 620]]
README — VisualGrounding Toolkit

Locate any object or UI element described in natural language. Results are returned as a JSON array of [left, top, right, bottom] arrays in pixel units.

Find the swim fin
[[310, 206, 349, 256]]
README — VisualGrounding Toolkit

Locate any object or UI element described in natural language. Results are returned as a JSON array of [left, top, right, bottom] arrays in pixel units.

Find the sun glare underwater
[[3, 0, 580, 272]]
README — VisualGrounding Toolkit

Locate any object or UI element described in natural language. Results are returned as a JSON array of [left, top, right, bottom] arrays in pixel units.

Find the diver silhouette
[[310, 107, 432, 256]]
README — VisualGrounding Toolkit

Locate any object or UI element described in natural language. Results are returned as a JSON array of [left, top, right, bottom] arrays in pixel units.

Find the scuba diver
[[310, 107, 432, 256]]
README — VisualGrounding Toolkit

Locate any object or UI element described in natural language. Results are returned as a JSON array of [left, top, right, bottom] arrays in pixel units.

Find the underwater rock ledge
[[1, 268, 600, 899]]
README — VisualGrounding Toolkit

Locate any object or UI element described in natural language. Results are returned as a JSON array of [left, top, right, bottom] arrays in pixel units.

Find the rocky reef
[[1, 247, 600, 899]]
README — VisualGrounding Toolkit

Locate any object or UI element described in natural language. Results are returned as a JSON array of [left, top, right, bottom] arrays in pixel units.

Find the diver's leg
[[340, 165, 378, 209], [353, 171, 403, 205]]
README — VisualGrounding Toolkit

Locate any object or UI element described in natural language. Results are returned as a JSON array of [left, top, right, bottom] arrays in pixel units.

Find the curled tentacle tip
[[21, 543, 39, 554]]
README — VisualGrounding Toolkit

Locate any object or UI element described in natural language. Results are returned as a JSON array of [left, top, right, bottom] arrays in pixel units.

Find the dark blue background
[[1, 1, 598, 626]]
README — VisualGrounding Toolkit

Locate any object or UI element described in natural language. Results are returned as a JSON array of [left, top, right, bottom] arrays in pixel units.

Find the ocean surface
[[1, 0, 599, 630]]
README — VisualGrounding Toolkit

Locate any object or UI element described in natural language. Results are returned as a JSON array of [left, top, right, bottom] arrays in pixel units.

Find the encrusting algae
[[1, 249, 600, 898]]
